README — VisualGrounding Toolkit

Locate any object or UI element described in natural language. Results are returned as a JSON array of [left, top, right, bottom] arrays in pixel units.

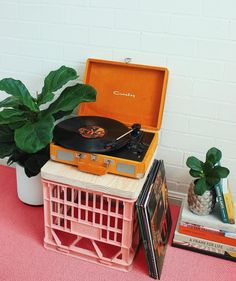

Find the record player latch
[[77, 161, 109, 176], [77, 153, 111, 175]]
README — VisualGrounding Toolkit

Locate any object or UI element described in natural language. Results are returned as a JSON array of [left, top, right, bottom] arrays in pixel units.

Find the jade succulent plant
[[0, 65, 96, 177], [186, 147, 230, 195]]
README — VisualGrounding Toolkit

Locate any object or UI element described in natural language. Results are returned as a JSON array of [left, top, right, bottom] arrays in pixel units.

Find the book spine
[[173, 238, 236, 261], [179, 224, 236, 246], [180, 221, 225, 237], [215, 181, 228, 223], [225, 232, 236, 239], [173, 230, 236, 256], [180, 216, 235, 233], [222, 178, 235, 224]]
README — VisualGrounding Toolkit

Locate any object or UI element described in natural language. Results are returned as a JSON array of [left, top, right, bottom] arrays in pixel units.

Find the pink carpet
[[0, 165, 235, 281]]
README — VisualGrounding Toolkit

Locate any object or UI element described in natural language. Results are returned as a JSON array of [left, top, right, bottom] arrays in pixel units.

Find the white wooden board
[[41, 160, 152, 200]]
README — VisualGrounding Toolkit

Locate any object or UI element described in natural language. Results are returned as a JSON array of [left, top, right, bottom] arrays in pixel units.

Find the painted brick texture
[[0, 0, 236, 200]]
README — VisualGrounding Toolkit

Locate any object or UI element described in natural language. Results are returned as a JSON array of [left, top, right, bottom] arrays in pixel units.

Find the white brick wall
[[0, 0, 236, 200]]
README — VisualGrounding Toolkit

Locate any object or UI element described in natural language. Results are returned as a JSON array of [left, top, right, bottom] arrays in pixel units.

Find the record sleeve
[[136, 160, 160, 277], [136, 160, 172, 279]]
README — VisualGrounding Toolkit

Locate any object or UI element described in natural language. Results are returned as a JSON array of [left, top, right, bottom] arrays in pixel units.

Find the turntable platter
[[53, 116, 130, 153]]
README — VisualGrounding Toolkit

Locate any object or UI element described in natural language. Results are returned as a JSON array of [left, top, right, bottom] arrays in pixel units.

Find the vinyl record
[[53, 116, 130, 153]]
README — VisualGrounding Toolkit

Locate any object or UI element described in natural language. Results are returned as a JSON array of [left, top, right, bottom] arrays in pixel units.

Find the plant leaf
[[43, 83, 96, 115], [0, 109, 28, 124], [24, 151, 50, 177], [186, 156, 203, 172], [0, 96, 20, 108], [7, 146, 49, 176], [189, 169, 201, 178], [0, 142, 16, 158], [211, 166, 230, 178], [206, 175, 220, 187], [37, 66, 78, 106], [206, 147, 222, 165], [14, 115, 54, 153], [194, 178, 211, 195], [202, 160, 214, 176], [52, 110, 74, 121], [8, 121, 27, 130], [0, 124, 14, 142], [7, 149, 28, 166], [0, 78, 39, 112]]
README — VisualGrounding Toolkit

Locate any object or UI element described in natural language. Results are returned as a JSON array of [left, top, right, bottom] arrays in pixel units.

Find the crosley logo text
[[113, 90, 135, 98]]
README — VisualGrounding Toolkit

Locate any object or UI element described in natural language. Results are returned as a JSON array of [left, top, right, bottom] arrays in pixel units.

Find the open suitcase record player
[[50, 59, 168, 178]]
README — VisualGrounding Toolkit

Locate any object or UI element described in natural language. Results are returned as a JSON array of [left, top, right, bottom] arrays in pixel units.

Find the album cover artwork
[[136, 160, 160, 277], [136, 160, 172, 279]]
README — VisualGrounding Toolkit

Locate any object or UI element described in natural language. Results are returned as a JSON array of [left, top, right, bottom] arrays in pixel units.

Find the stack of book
[[173, 197, 236, 261]]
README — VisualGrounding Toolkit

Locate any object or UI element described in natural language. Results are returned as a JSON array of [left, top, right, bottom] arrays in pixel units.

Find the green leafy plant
[[186, 147, 230, 196], [0, 66, 96, 177]]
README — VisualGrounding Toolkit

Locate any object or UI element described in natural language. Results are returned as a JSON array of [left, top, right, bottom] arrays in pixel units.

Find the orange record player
[[50, 58, 168, 179]]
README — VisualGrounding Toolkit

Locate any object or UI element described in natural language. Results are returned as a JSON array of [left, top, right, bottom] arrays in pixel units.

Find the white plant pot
[[16, 163, 43, 206]]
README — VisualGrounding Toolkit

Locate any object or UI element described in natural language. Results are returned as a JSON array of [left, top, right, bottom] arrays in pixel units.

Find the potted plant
[[186, 147, 230, 215], [0, 65, 96, 205]]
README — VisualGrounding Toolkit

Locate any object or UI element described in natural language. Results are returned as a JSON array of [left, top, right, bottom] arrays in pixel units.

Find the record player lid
[[79, 59, 168, 131]]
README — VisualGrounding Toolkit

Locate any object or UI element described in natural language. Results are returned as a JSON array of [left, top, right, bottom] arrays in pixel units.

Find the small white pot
[[16, 163, 43, 206]]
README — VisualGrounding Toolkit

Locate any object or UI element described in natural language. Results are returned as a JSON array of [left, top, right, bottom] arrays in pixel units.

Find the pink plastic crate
[[42, 179, 140, 271]]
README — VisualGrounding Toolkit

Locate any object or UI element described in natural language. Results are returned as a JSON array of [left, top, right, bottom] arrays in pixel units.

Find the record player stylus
[[104, 123, 141, 150]]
